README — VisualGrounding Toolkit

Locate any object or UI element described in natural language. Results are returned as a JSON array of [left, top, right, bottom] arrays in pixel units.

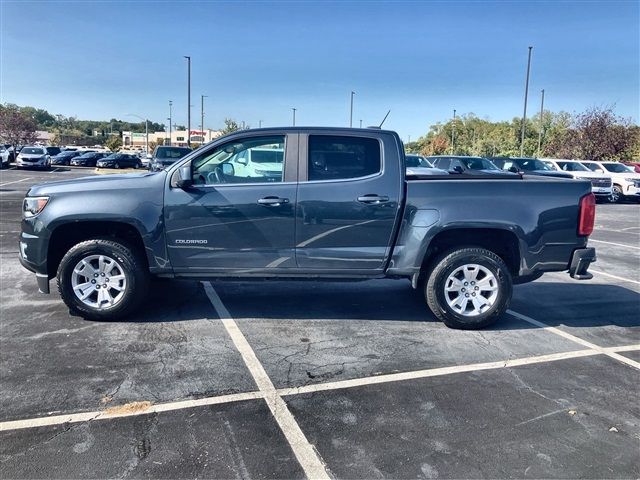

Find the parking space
[[0, 168, 638, 478]]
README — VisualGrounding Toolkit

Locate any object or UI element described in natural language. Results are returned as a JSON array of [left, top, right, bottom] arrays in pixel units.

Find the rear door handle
[[258, 196, 289, 206], [357, 194, 389, 204]]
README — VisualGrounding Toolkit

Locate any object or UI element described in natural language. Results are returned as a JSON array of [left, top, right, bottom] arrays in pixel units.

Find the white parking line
[[0, 177, 32, 187], [589, 238, 640, 250], [203, 282, 330, 480], [590, 269, 640, 286], [1, 343, 638, 434], [508, 310, 640, 370]]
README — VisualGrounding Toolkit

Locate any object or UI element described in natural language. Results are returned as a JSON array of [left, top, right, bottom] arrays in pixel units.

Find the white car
[[0, 145, 9, 168], [542, 158, 613, 201], [15, 146, 52, 170], [580, 160, 640, 203]]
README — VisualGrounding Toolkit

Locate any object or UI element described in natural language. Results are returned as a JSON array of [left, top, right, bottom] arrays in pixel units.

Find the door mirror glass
[[175, 164, 193, 189], [221, 163, 235, 176]]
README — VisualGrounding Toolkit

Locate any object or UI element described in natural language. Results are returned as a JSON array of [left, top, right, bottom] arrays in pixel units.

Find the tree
[[105, 136, 122, 152], [221, 118, 242, 135], [0, 105, 38, 149]]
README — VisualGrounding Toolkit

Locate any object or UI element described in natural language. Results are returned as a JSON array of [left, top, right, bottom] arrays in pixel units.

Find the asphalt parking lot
[[0, 167, 638, 479]]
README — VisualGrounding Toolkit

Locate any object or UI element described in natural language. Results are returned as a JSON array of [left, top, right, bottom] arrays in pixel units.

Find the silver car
[[16, 146, 51, 170]]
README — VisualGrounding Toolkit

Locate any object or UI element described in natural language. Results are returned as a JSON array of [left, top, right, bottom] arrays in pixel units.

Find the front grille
[[22, 157, 40, 162], [585, 177, 612, 187]]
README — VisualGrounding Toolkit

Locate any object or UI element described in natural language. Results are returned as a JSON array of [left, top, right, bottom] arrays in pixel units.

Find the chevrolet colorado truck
[[19, 128, 596, 329]]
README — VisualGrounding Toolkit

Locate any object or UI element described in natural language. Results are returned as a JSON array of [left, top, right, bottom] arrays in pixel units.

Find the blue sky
[[1, 1, 638, 140]]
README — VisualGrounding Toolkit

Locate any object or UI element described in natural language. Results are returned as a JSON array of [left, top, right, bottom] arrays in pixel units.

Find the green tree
[[221, 118, 242, 135], [105, 136, 123, 152]]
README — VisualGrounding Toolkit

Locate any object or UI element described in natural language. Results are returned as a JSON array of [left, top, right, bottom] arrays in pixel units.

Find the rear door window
[[308, 135, 381, 181]]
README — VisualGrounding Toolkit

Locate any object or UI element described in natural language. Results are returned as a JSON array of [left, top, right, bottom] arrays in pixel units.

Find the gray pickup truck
[[19, 127, 596, 329]]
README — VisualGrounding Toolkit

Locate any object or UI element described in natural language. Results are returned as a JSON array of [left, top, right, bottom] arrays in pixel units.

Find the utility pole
[[537, 89, 545, 157], [451, 109, 456, 154], [168, 100, 172, 147], [359, 119, 362, 128], [408, 135, 411, 144], [259, 120, 263, 128], [349, 91, 355, 127], [184, 56, 191, 147], [292, 108, 297, 126], [520, 46, 533, 157], [201, 95, 208, 140]]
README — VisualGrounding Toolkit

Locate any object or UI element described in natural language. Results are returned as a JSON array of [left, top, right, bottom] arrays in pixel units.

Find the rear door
[[164, 132, 298, 272], [295, 131, 403, 272]]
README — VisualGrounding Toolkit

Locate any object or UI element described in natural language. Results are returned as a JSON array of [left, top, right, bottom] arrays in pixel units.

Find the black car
[[51, 150, 83, 166], [70, 151, 109, 167], [490, 157, 574, 179], [96, 153, 142, 169], [426, 155, 511, 175], [150, 146, 192, 171], [45, 146, 62, 157]]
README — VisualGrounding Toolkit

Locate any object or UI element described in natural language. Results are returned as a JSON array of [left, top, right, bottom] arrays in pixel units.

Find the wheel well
[[47, 221, 147, 278], [421, 228, 520, 276]]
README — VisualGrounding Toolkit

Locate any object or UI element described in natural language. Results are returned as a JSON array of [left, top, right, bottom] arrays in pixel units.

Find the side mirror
[[236, 157, 248, 165], [508, 166, 519, 173], [221, 163, 235, 176], [596, 168, 604, 173], [175, 164, 193, 189], [453, 166, 464, 174]]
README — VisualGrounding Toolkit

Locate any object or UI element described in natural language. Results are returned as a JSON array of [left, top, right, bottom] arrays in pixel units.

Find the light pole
[[359, 119, 362, 128], [259, 120, 263, 128], [184, 55, 191, 147], [292, 108, 297, 126], [201, 94, 208, 141], [168, 100, 172, 147], [520, 46, 533, 157], [451, 109, 456, 154], [349, 91, 355, 127], [537, 89, 545, 157], [126, 113, 148, 153]]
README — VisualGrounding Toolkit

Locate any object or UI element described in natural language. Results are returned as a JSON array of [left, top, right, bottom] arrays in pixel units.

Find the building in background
[[122, 129, 222, 150]]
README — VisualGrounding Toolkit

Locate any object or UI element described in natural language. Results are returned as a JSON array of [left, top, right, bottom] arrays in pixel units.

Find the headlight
[[624, 178, 637, 183], [23, 196, 49, 218]]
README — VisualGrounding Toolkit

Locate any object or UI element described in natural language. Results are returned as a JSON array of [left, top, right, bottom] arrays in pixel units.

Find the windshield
[[406, 155, 432, 168], [462, 158, 499, 170], [603, 163, 633, 173], [155, 147, 191, 159], [250, 149, 284, 163], [583, 163, 600, 172], [558, 161, 589, 172], [78, 152, 96, 158], [515, 159, 551, 171], [103, 154, 119, 160], [21, 147, 45, 155]]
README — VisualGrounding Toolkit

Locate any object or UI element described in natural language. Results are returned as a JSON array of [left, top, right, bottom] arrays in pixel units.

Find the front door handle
[[357, 194, 389, 204], [258, 196, 289, 206]]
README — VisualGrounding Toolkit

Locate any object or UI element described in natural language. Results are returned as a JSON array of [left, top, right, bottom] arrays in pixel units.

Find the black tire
[[57, 238, 149, 321], [425, 247, 512, 329], [610, 185, 623, 203]]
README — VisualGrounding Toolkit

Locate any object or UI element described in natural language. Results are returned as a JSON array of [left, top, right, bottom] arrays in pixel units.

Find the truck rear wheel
[[57, 238, 149, 321], [425, 247, 512, 329]]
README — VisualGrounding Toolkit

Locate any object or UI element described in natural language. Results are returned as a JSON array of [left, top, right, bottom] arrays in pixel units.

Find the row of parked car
[[405, 154, 640, 203]]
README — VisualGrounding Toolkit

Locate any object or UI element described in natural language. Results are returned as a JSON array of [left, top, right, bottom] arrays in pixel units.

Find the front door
[[164, 133, 298, 273]]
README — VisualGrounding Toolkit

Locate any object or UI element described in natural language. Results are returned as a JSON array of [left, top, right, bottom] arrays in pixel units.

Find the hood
[[406, 167, 449, 176], [529, 170, 574, 178], [27, 171, 163, 197]]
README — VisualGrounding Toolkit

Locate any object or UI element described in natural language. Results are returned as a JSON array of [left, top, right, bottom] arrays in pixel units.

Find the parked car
[[97, 153, 142, 169], [542, 158, 613, 201], [45, 146, 62, 157], [580, 160, 640, 203], [150, 146, 193, 171], [405, 154, 433, 168], [490, 157, 574, 179], [0, 145, 9, 168], [15, 146, 51, 170], [405, 155, 448, 176], [426, 155, 511, 175], [51, 150, 83, 166], [19, 127, 596, 330], [70, 152, 110, 167], [622, 162, 640, 173]]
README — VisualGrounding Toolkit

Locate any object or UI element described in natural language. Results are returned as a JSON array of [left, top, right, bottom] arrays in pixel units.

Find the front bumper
[[569, 247, 596, 280], [19, 229, 51, 293]]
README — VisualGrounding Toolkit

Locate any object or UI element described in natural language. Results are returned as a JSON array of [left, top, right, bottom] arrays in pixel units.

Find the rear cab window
[[308, 135, 381, 181]]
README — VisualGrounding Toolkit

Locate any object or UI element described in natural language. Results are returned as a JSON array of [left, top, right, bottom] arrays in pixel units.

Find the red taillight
[[578, 193, 596, 236]]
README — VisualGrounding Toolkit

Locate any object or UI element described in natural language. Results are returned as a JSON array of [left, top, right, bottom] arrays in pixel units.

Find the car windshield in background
[[77, 152, 96, 158], [21, 148, 45, 155], [156, 147, 191, 159], [558, 161, 589, 172], [583, 163, 600, 172], [516, 159, 552, 171], [405, 155, 431, 168], [251, 149, 284, 163], [462, 158, 498, 170], [603, 163, 632, 173]]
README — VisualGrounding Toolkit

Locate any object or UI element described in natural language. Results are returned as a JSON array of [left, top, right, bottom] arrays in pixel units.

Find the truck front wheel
[[425, 247, 512, 329], [57, 238, 149, 321]]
